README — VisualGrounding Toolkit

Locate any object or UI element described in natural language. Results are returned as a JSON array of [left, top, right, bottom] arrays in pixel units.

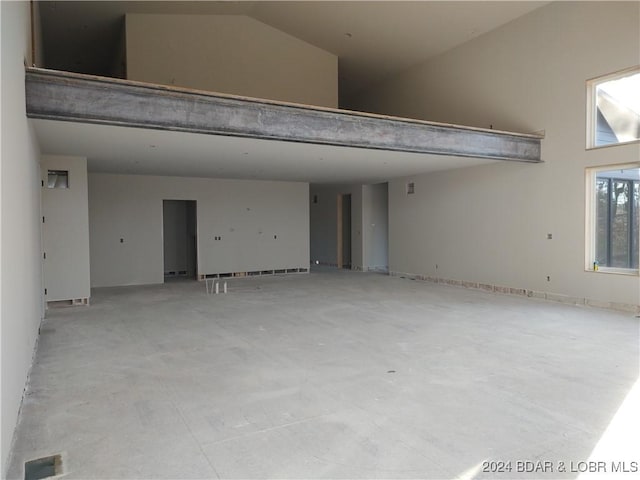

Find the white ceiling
[[32, 120, 499, 184], [39, 1, 548, 101]]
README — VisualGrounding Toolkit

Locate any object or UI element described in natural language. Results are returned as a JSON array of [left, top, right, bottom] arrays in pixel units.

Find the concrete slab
[[6, 269, 639, 479]]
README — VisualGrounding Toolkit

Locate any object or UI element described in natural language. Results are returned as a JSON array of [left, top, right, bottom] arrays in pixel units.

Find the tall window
[[587, 67, 640, 148], [587, 165, 639, 272]]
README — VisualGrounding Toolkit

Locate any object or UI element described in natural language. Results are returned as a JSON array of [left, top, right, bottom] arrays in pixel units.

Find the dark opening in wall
[[47, 170, 68, 189], [406, 182, 415, 195], [24, 454, 62, 480]]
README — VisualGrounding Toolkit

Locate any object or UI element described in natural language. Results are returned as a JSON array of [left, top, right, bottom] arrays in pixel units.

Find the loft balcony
[[25, 68, 542, 183]]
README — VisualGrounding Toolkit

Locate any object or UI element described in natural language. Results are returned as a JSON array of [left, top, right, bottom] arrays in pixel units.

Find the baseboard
[[389, 271, 640, 314], [198, 267, 309, 280]]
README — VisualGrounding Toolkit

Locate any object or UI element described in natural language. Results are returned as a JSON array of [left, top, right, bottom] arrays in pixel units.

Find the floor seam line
[[198, 412, 333, 448]]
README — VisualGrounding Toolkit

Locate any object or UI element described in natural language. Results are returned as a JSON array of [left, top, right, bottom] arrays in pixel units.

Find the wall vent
[[406, 182, 415, 195]]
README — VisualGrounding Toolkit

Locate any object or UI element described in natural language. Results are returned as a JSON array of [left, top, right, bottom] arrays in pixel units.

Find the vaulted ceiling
[[39, 1, 548, 104], [35, 1, 548, 183]]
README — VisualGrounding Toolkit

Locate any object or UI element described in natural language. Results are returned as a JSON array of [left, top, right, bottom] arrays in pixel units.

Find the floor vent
[[24, 454, 62, 480]]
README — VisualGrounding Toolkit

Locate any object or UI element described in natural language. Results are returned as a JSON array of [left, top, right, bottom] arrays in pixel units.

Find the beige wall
[[362, 183, 388, 272], [1, 1, 44, 475], [89, 174, 309, 287], [352, 2, 640, 307], [126, 14, 338, 108], [41, 155, 90, 302]]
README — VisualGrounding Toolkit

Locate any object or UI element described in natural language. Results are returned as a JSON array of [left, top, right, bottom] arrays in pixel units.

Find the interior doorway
[[163, 200, 197, 280], [337, 193, 352, 269]]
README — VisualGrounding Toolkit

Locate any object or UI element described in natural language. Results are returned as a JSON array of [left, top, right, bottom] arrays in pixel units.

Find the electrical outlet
[[546, 276, 551, 281], [547, 233, 553, 240]]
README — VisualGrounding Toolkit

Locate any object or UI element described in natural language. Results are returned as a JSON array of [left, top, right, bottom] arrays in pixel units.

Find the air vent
[[406, 182, 415, 195]]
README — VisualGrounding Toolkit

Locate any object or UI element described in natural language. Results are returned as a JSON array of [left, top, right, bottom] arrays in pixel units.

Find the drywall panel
[[362, 183, 389, 272], [186, 201, 197, 276], [341, 194, 352, 267], [41, 155, 90, 301], [310, 184, 363, 269], [89, 174, 309, 287], [1, 1, 44, 475], [354, 2, 640, 306], [126, 14, 338, 108], [110, 21, 126, 79]]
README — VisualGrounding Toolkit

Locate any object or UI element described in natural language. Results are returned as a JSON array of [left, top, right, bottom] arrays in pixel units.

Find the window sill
[[586, 139, 640, 151], [586, 267, 639, 276]]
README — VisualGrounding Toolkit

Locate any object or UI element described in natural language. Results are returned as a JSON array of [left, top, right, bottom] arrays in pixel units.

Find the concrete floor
[[7, 269, 639, 479]]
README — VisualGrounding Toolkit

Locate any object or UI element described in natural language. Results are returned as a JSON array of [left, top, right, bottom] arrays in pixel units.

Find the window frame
[[586, 65, 640, 150], [585, 163, 640, 275]]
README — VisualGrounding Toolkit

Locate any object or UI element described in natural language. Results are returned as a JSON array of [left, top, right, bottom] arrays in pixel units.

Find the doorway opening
[[337, 193, 352, 269], [163, 200, 197, 281]]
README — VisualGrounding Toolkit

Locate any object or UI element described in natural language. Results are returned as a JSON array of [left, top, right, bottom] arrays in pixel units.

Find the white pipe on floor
[[215, 281, 219, 294], [224, 282, 227, 294]]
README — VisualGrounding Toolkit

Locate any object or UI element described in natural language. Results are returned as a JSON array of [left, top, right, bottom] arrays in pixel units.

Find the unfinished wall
[[310, 183, 389, 272], [126, 14, 338, 108], [1, 1, 44, 474], [89, 174, 309, 287], [31, 0, 44, 68], [109, 20, 127, 79], [362, 183, 389, 272], [310, 184, 363, 269], [41, 155, 90, 302], [352, 2, 640, 307]]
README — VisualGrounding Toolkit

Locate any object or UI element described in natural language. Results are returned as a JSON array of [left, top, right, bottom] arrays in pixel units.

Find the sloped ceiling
[[39, 1, 548, 104]]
